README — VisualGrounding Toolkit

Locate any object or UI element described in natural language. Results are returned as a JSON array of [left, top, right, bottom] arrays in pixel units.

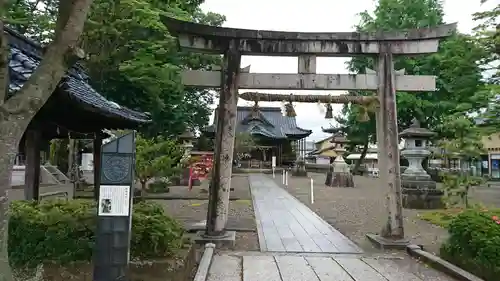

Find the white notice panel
[[272, 156, 276, 168], [98, 185, 130, 216]]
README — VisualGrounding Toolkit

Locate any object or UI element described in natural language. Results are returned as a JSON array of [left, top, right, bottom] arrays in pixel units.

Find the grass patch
[[419, 207, 500, 228], [235, 199, 252, 205], [418, 208, 465, 228]]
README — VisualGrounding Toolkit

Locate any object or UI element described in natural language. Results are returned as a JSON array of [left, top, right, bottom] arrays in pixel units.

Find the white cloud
[[200, 0, 494, 141]]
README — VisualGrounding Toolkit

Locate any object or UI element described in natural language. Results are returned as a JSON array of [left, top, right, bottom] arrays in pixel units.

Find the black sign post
[[93, 132, 135, 281]]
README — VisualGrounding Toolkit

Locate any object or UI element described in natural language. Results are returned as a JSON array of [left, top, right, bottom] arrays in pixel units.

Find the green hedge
[[8, 199, 184, 268], [440, 209, 500, 281], [148, 181, 170, 193]]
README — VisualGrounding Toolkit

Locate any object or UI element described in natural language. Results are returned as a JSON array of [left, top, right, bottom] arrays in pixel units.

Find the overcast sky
[[200, 0, 495, 141]]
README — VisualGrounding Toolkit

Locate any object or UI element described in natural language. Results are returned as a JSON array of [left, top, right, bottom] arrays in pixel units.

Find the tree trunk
[[68, 138, 75, 179], [0, 120, 22, 281], [352, 140, 369, 175], [0, 1, 94, 280], [141, 181, 147, 198], [0, 19, 8, 102]]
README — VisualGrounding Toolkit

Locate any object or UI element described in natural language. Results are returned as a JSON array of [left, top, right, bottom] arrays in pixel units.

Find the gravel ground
[[275, 173, 448, 255], [145, 174, 252, 200], [153, 175, 259, 251], [469, 184, 500, 207]]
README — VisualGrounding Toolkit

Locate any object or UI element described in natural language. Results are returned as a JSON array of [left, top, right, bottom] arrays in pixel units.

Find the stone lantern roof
[[322, 126, 341, 134], [332, 133, 349, 144], [179, 130, 195, 140], [399, 118, 436, 139], [323, 128, 349, 144]]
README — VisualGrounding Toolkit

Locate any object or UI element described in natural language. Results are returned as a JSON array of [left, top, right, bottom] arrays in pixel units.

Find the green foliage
[[436, 115, 486, 208], [339, 0, 488, 142], [5, 0, 57, 43], [472, 1, 500, 134], [130, 201, 183, 259], [440, 172, 485, 208], [8, 200, 184, 268], [135, 134, 185, 185], [437, 115, 485, 154], [194, 134, 214, 151], [81, 0, 224, 137], [473, 0, 499, 84], [48, 139, 69, 173], [418, 208, 465, 228], [234, 133, 256, 161], [335, 103, 374, 173], [440, 209, 500, 281], [148, 181, 171, 193]]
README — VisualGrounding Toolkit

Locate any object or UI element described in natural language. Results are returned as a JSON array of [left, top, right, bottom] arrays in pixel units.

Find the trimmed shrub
[[440, 209, 500, 281], [148, 181, 170, 193], [8, 199, 184, 268]]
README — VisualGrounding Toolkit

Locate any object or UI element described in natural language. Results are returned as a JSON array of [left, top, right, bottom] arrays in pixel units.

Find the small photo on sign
[[98, 185, 130, 216], [100, 199, 112, 213]]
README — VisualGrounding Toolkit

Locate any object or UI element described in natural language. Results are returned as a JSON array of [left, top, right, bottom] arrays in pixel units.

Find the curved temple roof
[[204, 106, 311, 139], [162, 17, 456, 42], [5, 26, 151, 124]]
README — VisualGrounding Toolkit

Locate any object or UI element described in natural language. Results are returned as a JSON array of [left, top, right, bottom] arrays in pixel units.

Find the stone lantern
[[325, 133, 354, 187], [292, 155, 308, 177], [179, 130, 195, 157], [399, 118, 443, 209], [174, 130, 198, 186]]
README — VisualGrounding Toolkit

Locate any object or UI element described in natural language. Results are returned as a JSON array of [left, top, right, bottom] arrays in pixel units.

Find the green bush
[[440, 209, 500, 281], [148, 181, 170, 193], [8, 199, 184, 268]]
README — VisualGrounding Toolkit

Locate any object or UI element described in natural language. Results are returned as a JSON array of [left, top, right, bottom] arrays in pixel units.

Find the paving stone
[[248, 174, 362, 253]]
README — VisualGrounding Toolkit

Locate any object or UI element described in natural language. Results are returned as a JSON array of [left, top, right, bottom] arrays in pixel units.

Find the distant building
[[299, 140, 316, 158], [203, 106, 312, 166], [309, 136, 337, 164], [478, 133, 500, 178]]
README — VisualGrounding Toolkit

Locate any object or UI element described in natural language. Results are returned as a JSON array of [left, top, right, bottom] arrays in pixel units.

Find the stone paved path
[[207, 252, 449, 281], [248, 174, 362, 253], [201, 174, 458, 280]]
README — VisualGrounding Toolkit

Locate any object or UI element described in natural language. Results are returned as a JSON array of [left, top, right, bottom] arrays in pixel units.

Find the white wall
[[316, 157, 330, 165], [81, 153, 94, 171]]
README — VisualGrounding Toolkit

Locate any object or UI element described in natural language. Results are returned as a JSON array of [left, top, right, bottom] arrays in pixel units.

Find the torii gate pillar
[[204, 40, 241, 242], [366, 44, 407, 247]]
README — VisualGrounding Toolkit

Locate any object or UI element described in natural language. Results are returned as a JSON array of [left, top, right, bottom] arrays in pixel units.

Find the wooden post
[[302, 138, 306, 157], [68, 138, 75, 178], [205, 39, 241, 237], [278, 143, 282, 166], [378, 43, 404, 240], [93, 133, 102, 200], [24, 129, 41, 201], [298, 55, 317, 74]]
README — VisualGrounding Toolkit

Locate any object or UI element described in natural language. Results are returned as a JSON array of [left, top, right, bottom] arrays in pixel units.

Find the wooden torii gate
[[162, 16, 455, 247]]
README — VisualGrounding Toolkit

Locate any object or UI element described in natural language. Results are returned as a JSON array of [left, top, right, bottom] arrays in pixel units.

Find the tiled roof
[[206, 106, 312, 139], [5, 26, 150, 124]]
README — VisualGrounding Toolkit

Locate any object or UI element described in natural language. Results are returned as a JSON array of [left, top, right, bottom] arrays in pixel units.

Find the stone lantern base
[[292, 169, 308, 177], [325, 170, 354, 187], [292, 160, 308, 177], [402, 177, 443, 209], [325, 155, 354, 187], [325, 172, 354, 187]]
